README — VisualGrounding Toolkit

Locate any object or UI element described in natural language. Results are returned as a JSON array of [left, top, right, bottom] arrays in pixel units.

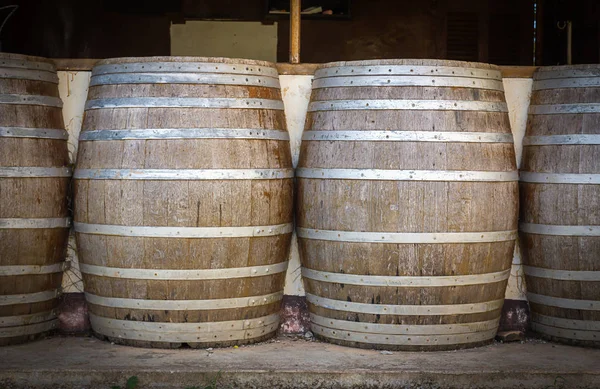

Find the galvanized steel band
[[311, 76, 504, 91], [534, 69, 600, 80], [74, 222, 293, 238], [527, 293, 600, 311], [0, 262, 68, 276], [302, 268, 510, 287], [533, 77, 600, 90], [0, 289, 61, 306], [532, 313, 600, 332], [0, 68, 59, 83], [0, 58, 56, 72], [85, 97, 284, 110], [80, 261, 288, 280], [308, 100, 508, 112], [306, 293, 505, 315], [0, 310, 57, 327], [523, 135, 600, 145], [532, 322, 599, 341], [529, 104, 600, 115], [523, 266, 600, 281], [302, 130, 514, 143], [296, 168, 518, 182], [79, 128, 290, 141], [0, 319, 58, 338], [312, 324, 497, 346], [0, 94, 63, 108], [297, 227, 517, 244], [0, 127, 69, 140], [73, 168, 293, 180], [520, 223, 600, 237], [0, 218, 71, 229], [310, 314, 500, 335], [519, 172, 600, 184], [0, 167, 72, 178], [93, 62, 279, 77], [90, 73, 280, 88], [85, 291, 283, 310], [314, 65, 502, 80], [90, 313, 279, 343]]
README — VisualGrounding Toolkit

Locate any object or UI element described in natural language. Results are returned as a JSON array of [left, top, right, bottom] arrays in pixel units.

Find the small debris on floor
[[495, 331, 525, 343], [304, 331, 314, 340], [380, 350, 394, 355]]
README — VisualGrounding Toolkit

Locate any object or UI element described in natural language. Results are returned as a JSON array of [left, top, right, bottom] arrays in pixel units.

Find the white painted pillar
[[279, 75, 314, 296], [502, 78, 534, 303], [58, 71, 91, 294]]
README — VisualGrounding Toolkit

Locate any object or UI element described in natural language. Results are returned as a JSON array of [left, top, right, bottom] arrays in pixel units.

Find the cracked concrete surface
[[0, 336, 599, 388]]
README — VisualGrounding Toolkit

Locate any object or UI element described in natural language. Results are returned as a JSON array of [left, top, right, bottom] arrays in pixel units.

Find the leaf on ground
[[126, 376, 139, 389]]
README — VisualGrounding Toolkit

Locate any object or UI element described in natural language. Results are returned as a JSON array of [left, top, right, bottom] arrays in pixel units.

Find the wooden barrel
[[297, 59, 518, 351], [74, 57, 293, 348], [0, 53, 70, 346], [521, 65, 600, 347]]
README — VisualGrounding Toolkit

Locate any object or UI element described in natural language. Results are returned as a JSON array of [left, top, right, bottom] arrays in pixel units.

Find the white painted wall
[[502, 78, 534, 301], [170, 21, 278, 62], [280, 75, 313, 295], [58, 71, 90, 294], [56, 72, 533, 301]]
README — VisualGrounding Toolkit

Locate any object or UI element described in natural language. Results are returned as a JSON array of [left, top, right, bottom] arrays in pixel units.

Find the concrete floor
[[0, 335, 599, 389]]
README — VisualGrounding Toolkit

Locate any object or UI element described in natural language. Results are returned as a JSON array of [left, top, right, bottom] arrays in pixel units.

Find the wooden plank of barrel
[[521, 65, 600, 347], [297, 59, 518, 351], [0, 53, 70, 346], [74, 57, 293, 348]]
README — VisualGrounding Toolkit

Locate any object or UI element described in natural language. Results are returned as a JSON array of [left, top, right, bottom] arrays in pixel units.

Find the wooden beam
[[500, 66, 538, 78], [276, 63, 318, 75], [50, 59, 537, 79], [53, 58, 100, 71], [289, 0, 301, 63]]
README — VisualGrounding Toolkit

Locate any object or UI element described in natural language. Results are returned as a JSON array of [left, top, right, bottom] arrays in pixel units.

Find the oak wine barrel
[[521, 65, 600, 347], [0, 53, 70, 346], [297, 59, 518, 351], [74, 57, 293, 348]]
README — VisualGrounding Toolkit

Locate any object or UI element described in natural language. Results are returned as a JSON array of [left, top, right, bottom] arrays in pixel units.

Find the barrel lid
[[95, 56, 277, 69], [316, 59, 501, 71]]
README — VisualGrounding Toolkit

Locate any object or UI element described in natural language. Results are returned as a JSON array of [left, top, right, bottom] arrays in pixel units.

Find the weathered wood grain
[[521, 64, 600, 348], [74, 57, 293, 348], [0, 53, 69, 346], [297, 59, 518, 351]]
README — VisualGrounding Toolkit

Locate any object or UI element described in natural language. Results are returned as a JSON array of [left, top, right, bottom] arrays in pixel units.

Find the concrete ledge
[[1, 336, 599, 389]]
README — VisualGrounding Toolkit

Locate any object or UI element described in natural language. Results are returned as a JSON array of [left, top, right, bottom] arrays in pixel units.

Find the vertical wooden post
[[290, 0, 301, 63]]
